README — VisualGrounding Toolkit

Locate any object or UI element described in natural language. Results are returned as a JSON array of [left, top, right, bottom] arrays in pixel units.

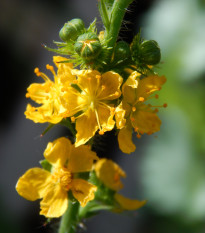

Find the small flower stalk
[[16, 0, 167, 232]]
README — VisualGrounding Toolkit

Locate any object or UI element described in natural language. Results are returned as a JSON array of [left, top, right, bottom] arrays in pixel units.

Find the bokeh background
[[1, 0, 205, 232]]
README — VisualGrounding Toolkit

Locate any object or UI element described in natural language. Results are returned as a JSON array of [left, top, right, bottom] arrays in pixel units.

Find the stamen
[[139, 97, 144, 102], [130, 117, 135, 122], [95, 109, 102, 132], [136, 134, 141, 139], [34, 68, 41, 76], [99, 130, 104, 135], [132, 107, 136, 112], [96, 75, 101, 79], [26, 93, 30, 98], [71, 116, 75, 122], [73, 80, 78, 84]]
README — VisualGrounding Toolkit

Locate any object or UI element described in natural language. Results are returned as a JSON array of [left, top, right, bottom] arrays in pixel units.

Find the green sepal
[[40, 159, 52, 172]]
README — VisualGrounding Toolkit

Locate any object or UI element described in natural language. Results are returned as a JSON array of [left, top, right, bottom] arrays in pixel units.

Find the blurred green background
[[0, 0, 205, 232]]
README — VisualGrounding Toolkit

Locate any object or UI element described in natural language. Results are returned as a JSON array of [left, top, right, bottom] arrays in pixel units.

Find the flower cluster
[[16, 2, 167, 232]]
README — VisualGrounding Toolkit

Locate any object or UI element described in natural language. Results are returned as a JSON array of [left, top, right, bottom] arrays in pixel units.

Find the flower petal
[[71, 179, 97, 207], [98, 71, 123, 100], [26, 82, 51, 104], [94, 159, 126, 191], [75, 109, 98, 147], [25, 103, 63, 124], [136, 75, 166, 99], [44, 137, 72, 167], [114, 193, 146, 210], [40, 183, 68, 218], [118, 122, 136, 154], [16, 168, 51, 201], [53, 56, 75, 85], [115, 102, 126, 129], [131, 107, 161, 134], [68, 145, 98, 173], [97, 106, 115, 132]]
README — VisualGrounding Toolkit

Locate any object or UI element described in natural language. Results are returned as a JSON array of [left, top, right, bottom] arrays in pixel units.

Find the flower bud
[[113, 41, 131, 62], [59, 18, 85, 42], [138, 40, 161, 65], [74, 32, 102, 60]]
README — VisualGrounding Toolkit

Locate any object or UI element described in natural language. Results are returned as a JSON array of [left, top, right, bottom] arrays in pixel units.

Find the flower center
[[52, 167, 72, 190]]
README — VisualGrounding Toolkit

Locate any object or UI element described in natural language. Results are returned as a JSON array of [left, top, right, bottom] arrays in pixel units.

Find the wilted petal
[[114, 193, 146, 210], [71, 179, 97, 207]]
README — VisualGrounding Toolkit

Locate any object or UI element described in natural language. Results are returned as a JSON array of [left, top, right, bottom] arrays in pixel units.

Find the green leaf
[[40, 159, 52, 172]]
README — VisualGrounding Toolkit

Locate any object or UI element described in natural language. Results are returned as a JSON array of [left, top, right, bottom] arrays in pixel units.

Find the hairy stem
[[58, 202, 80, 233]]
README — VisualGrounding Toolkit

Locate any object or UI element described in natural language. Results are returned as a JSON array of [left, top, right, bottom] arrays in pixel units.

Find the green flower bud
[[74, 32, 102, 60], [138, 40, 161, 65], [59, 18, 85, 42], [113, 41, 131, 62]]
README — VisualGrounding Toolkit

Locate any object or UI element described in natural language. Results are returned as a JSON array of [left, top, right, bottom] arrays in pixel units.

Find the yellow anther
[[99, 130, 104, 135], [134, 127, 138, 132], [61, 87, 68, 92], [132, 106, 136, 112], [110, 107, 115, 113], [96, 75, 101, 79], [87, 77, 92, 81], [71, 116, 75, 122], [26, 93, 30, 98], [73, 80, 78, 84], [34, 67, 41, 76], [138, 97, 144, 102], [136, 134, 141, 139], [101, 85, 106, 90], [114, 91, 119, 96]]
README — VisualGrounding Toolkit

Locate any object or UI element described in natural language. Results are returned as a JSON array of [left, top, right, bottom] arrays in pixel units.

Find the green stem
[[104, 0, 134, 62], [58, 202, 80, 233]]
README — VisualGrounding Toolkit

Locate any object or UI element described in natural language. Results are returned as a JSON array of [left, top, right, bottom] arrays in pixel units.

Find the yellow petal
[[115, 102, 126, 129], [44, 137, 72, 167], [71, 179, 97, 207], [122, 71, 139, 92], [53, 56, 75, 85], [68, 145, 98, 173], [94, 159, 126, 191], [26, 82, 52, 104], [75, 110, 98, 147], [131, 108, 161, 134], [122, 85, 137, 105], [75, 69, 100, 95], [25, 103, 63, 124], [114, 193, 146, 210], [40, 183, 68, 218], [97, 106, 115, 132], [136, 75, 166, 99], [118, 122, 136, 154], [16, 168, 51, 201], [97, 71, 123, 100]]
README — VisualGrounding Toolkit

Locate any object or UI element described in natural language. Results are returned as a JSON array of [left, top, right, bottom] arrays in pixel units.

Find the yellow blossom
[[16, 137, 98, 218], [94, 158, 146, 211], [61, 69, 123, 146], [116, 72, 166, 154], [25, 56, 75, 124]]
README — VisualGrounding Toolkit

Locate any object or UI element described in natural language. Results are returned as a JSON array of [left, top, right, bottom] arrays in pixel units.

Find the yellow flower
[[16, 137, 98, 218], [61, 69, 123, 146], [116, 72, 167, 154], [25, 56, 75, 124], [94, 158, 146, 211]]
